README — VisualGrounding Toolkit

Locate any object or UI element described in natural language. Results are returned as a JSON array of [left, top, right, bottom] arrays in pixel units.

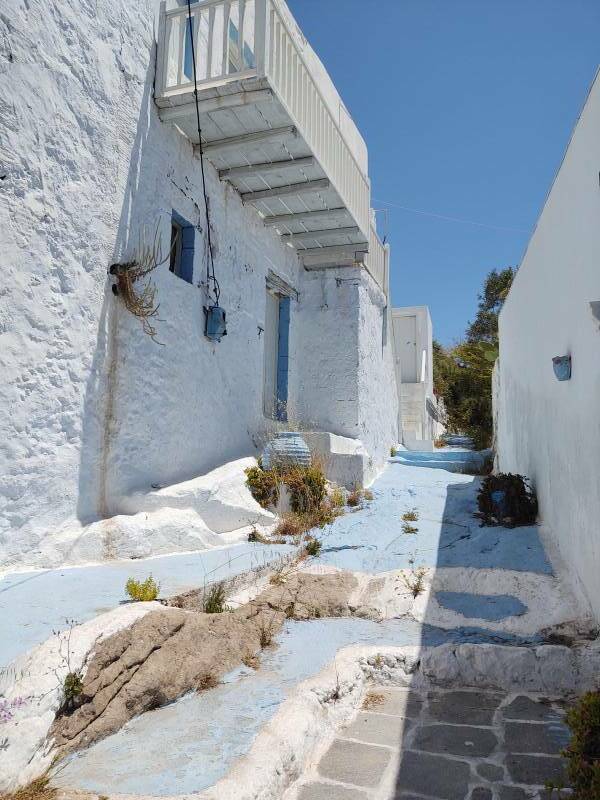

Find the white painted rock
[[55, 507, 223, 562], [118, 457, 275, 533]]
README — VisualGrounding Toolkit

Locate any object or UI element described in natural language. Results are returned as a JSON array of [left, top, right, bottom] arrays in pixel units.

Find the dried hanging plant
[[109, 223, 174, 345]]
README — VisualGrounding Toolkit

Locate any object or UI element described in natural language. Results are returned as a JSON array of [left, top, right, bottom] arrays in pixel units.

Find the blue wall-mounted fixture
[[205, 305, 227, 342], [552, 354, 571, 381]]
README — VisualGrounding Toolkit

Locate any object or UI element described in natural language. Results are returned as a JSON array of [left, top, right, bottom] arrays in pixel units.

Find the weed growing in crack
[[242, 652, 260, 670], [347, 487, 374, 507], [363, 691, 385, 710], [398, 564, 428, 599], [0, 773, 57, 800], [258, 617, 276, 648], [402, 521, 419, 535], [402, 508, 419, 522], [125, 576, 159, 602], [203, 582, 227, 614], [195, 671, 218, 691]]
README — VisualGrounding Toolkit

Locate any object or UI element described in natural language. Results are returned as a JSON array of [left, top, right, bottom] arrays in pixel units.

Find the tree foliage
[[433, 268, 514, 449]]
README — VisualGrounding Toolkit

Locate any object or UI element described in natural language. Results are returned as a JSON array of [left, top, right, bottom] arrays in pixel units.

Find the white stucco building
[[494, 69, 600, 621], [0, 0, 399, 570], [392, 306, 443, 448]]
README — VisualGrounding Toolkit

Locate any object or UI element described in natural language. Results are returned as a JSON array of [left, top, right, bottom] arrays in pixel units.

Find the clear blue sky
[[287, 0, 600, 345]]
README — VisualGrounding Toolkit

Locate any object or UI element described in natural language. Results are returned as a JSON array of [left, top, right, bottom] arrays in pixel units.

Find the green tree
[[434, 267, 514, 449], [466, 267, 515, 344]]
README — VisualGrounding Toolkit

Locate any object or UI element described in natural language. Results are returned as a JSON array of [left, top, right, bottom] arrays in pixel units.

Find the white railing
[[364, 225, 388, 297], [156, 0, 371, 241], [264, 1, 370, 239], [156, 0, 263, 93]]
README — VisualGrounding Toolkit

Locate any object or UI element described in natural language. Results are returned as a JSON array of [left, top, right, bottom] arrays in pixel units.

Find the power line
[[372, 199, 531, 234]]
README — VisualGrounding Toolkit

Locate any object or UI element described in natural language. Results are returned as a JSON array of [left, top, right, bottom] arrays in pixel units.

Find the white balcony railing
[[156, 0, 371, 243], [364, 225, 388, 297]]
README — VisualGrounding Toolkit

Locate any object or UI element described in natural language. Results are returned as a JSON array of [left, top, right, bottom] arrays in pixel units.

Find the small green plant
[[60, 670, 83, 714], [546, 690, 600, 799], [390, 446, 398, 457], [304, 537, 322, 557], [477, 473, 538, 527], [245, 465, 280, 508], [402, 508, 419, 522], [203, 582, 227, 614], [125, 576, 159, 602], [402, 521, 419, 535]]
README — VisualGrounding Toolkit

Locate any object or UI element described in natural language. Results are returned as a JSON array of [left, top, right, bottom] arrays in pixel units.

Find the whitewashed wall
[[495, 71, 600, 621], [291, 267, 398, 475], [0, 0, 397, 569]]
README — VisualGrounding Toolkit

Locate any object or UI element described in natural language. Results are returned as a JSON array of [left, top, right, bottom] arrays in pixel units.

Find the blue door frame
[[275, 296, 290, 421]]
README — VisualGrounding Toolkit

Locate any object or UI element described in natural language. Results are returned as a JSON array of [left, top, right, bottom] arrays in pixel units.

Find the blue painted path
[[318, 461, 552, 576], [0, 543, 294, 667]]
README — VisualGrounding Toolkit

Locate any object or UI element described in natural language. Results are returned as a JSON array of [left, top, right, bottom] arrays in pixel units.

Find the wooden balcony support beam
[[262, 207, 348, 227], [241, 178, 330, 203], [301, 243, 369, 270], [196, 125, 296, 156], [158, 89, 273, 122], [281, 225, 360, 244], [219, 155, 316, 180]]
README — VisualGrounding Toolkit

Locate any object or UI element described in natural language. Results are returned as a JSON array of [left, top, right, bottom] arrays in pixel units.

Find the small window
[[169, 211, 194, 284]]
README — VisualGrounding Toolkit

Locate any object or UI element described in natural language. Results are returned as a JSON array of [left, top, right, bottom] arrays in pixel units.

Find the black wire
[[186, 0, 220, 306]]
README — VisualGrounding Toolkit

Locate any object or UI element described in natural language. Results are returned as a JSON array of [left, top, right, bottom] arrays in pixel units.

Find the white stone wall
[[0, 0, 398, 567], [495, 70, 600, 621]]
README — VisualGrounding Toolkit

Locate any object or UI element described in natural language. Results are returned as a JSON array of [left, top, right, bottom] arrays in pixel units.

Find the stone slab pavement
[[294, 686, 570, 800]]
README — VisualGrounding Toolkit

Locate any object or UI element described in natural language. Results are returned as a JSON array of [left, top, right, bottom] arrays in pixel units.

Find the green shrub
[[390, 446, 398, 457], [245, 465, 280, 508], [125, 576, 159, 602], [304, 537, 322, 557], [61, 670, 83, 714], [477, 473, 538, 527], [203, 582, 227, 614], [284, 464, 326, 513], [347, 487, 373, 507], [547, 691, 600, 799], [329, 487, 346, 508]]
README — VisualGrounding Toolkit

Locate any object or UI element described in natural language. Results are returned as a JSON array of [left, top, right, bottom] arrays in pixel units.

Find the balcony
[[155, 0, 387, 293]]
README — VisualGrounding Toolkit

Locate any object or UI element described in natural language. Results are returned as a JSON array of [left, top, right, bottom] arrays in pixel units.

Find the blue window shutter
[[180, 225, 194, 283], [276, 296, 290, 421]]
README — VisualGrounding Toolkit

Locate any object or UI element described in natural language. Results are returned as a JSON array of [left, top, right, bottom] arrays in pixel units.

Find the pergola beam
[[241, 178, 330, 203], [197, 125, 296, 156], [262, 207, 348, 227], [158, 89, 273, 122], [281, 225, 360, 244], [219, 155, 316, 180], [301, 243, 369, 269]]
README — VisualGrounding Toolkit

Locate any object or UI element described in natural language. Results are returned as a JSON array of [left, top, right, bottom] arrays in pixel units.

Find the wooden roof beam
[[241, 178, 330, 203], [219, 155, 316, 180], [196, 125, 296, 156]]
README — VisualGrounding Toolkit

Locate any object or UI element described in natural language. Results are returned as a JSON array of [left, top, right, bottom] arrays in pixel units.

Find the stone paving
[[296, 687, 571, 800]]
